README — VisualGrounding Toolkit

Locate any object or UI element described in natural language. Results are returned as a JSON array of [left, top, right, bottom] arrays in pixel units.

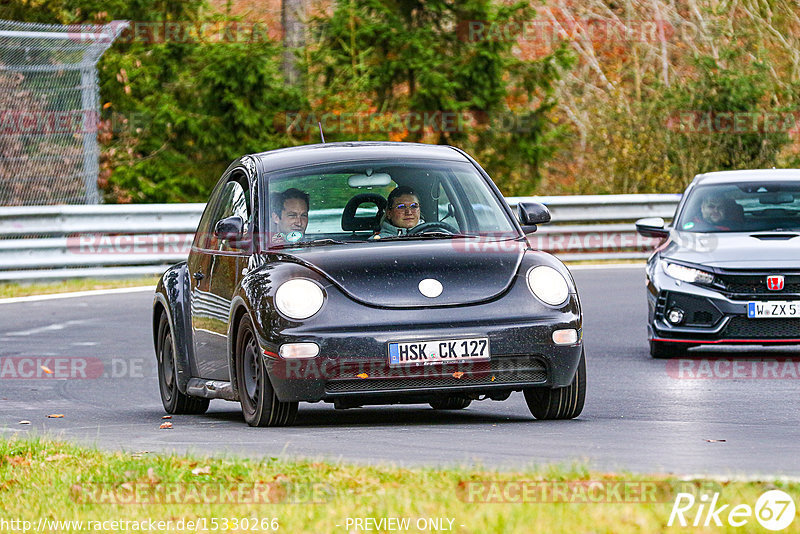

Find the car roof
[[252, 142, 470, 173], [693, 169, 800, 185]]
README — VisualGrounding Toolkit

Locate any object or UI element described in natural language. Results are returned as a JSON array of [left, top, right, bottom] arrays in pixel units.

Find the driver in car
[[374, 186, 422, 238], [687, 192, 739, 231], [271, 188, 309, 243]]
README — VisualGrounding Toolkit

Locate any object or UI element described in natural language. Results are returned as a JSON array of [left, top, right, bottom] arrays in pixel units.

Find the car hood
[[275, 238, 526, 307], [664, 231, 800, 269]]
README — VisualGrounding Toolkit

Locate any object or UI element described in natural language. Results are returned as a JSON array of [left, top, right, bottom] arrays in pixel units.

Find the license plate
[[747, 301, 800, 319], [388, 337, 490, 367]]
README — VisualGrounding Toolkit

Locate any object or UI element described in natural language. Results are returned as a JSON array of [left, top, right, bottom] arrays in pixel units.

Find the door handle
[[193, 271, 205, 281]]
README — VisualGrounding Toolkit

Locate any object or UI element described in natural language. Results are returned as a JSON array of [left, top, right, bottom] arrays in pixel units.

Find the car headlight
[[663, 262, 714, 285], [275, 279, 325, 319], [527, 266, 570, 306]]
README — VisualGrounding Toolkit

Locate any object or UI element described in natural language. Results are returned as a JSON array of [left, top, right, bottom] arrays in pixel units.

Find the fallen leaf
[[191, 466, 211, 476], [40, 365, 53, 374], [103, 102, 112, 109], [159, 422, 173, 429], [161, 415, 172, 419], [69, 484, 83, 499], [47, 414, 64, 418], [356, 373, 368, 379], [18, 420, 30, 425], [704, 439, 726, 443], [452, 371, 464, 379]]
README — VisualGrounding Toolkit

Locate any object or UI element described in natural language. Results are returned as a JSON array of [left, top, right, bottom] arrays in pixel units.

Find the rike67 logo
[[669, 490, 795, 530]]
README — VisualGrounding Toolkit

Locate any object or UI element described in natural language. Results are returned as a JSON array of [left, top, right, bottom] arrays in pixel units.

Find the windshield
[[264, 159, 519, 248], [676, 181, 800, 233]]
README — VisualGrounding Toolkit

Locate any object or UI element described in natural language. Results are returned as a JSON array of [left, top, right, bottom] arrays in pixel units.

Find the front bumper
[[648, 271, 800, 345], [258, 294, 583, 403]]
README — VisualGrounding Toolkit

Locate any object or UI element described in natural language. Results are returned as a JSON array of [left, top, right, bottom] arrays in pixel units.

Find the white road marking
[[568, 263, 645, 271], [5, 319, 91, 337], [0, 286, 154, 305]]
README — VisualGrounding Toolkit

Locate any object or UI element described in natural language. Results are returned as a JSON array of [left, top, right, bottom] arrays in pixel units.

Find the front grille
[[715, 273, 800, 296], [693, 311, 714, 325], [724, 317, 800, 339], [325, 357, 547, 393], [655, 292, 668, 320]]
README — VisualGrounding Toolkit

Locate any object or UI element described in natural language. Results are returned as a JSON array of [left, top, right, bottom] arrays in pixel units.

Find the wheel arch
[[227, 295, 254, 401], [153, 262, 194, 394]]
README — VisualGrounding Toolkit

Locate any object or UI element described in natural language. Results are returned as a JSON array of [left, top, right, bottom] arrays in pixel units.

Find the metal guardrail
[[0, 194, 680, 281]]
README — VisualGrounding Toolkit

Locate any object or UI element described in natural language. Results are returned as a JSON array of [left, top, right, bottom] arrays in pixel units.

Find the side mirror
[[214, 216, 251, 249], [635, 217, 670, 239], [517, 202, 551, 233]]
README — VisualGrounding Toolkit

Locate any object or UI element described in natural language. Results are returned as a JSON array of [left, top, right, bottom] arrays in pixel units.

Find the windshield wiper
[[270, 238, 354, 249], [377, 232, 476, 241]]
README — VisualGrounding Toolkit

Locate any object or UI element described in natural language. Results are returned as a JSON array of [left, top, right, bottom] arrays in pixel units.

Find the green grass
[[0, 438, 797, 533], [0, 277, 159, 299]]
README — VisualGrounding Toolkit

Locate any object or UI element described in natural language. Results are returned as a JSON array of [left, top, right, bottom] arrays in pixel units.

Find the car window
[[194, 173, 251, 250], [677, 181, 800, 232], [266, 159, 518, 247], [193, 180, 227, 250], [273, 173, 395, 235]]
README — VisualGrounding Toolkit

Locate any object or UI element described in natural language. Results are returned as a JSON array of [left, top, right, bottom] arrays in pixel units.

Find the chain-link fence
[[0, 20, 126, 206]]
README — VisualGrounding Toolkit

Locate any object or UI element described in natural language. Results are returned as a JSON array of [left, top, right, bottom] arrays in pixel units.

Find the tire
[[235, 314, 298, 427], [156, 311, 209, 415], [429, 396, 472, 410], [524, 348, 586, 420], [649, 340, 688, 359]]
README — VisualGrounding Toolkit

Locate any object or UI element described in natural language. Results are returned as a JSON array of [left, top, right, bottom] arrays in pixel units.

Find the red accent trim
[[652, 337, 800, 344], [263, 350, 279, 357]]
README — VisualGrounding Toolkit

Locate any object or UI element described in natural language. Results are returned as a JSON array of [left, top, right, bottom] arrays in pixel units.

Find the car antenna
[[318, 122, 325, 143]]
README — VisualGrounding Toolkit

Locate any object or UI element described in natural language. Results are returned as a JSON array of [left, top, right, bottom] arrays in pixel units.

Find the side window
[[193, 172, 251, 250], [435, 181, 457, 227], [193, 181, 228, 250]]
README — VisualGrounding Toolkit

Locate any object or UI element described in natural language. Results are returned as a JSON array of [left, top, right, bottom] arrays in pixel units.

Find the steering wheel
[[408, 221, 459, 235]]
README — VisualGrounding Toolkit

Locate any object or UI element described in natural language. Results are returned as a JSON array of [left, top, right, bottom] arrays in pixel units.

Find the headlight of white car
[[527, 266, 570, 306], [275, 279, 325, 319], [663, 262, 714, 284]]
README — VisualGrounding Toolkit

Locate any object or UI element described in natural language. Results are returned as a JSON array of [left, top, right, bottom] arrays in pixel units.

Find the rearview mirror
[[348, 172, 392, 187], [214, 216, 251, 249], [635, 217, 669, 239], [517, 202, 551, 233]]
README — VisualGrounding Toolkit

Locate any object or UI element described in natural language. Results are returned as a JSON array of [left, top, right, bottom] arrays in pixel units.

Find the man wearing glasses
[[374, 185, 422, 238]]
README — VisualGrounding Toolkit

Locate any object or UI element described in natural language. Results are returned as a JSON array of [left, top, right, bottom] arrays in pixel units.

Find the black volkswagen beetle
[[636, 169, 800, 358], [153, 142, 585, 426]]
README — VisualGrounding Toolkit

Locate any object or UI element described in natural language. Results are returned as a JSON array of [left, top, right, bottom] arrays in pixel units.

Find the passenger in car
[[271, 188, 309, 243], [374, 186, 422, 238], [690, 192, 739, 231]]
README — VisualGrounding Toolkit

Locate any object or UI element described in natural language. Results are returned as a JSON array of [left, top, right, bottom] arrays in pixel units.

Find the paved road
[[1, 266, 798, 477]]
